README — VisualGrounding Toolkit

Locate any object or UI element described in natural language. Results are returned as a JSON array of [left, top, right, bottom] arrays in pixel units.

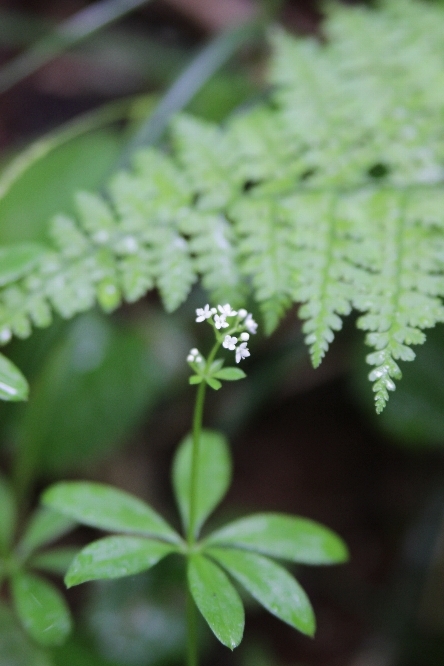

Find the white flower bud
[[240, 332, 250, 341]]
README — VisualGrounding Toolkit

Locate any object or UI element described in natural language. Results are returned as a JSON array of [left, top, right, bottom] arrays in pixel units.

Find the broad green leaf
[[206, 513, 348, 564], [213, 367, 246, 381], [16, 312, 167, 474], [209, 547, 315, 637], [0, 131, 122, 244], [187, 554, 244, 649], [30, 547, 79, 576], [189, 375, 202, 385], [17, 507, 76, 558], [0, 243, 46, 286], [79, 561, 186, 665], [11, 571, 72, 646], [0, 353, 28, 401], [206, 377, 222, 390], [0, 474, 16, 554], [0, 602, 51, 666], [65, 536, 175, 587], [172, 429, 231, 536], [42, 481, 180, 544]]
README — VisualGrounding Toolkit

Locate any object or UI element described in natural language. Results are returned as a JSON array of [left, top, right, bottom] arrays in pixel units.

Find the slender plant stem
[[187, 338, 222, 545], [185, 336, 223, 666], [187, 378, 207, 547]]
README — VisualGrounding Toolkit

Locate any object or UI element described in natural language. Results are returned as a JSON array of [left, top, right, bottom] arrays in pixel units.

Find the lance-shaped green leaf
[[213, 367, 246, 381], [11, 571, 72, 646], [17, 508, 76, 559], [0, 353, 28, 401], [172, 429, 231, 536], [187, 554, 244, 650], [42, 482, 180, 544], [0, 243, 45, 287], [30, 547, 79, 576], [65, 536, 175, 587], [206, 513, 348, 564], [0, 474, 16, 554], [206, 377, 222, 390], [209, 547, 315, 637]]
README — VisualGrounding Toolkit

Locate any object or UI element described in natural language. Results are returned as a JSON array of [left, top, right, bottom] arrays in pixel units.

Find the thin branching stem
[[186, 336, 222, 666]]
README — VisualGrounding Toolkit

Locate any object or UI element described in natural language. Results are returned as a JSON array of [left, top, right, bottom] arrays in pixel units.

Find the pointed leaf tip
[[209, 548, 315, 637], [188, 554, 244, 649], [207, 513, 348, 565]]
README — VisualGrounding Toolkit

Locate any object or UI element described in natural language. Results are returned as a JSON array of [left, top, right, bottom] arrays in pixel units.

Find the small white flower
[[244, 313, 258, 334], [195, 355, 203, 363], [236, 342, 250, 363], [214, 314, 229, 329], [195, 304, 213, 322], [211, 307, 217, 314], [187, 348, 201, 362], [218, 303, 238, 317], [240, 332, 250, 341], [223, 335, 238, 351], [238, 308, 248, 319]]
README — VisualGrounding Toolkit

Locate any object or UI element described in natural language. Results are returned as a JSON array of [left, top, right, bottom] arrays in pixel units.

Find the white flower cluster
[[194, 303, 258, 363], [186, 348, 203, 363]]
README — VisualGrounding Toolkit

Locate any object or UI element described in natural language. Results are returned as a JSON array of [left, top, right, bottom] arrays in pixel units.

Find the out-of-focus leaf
[[0, 243, 46, 286], [14, 312, 166, 475], [30, 547, 79, 576], [0, 131, 121, 244], [213, 367, 246, 381], [0, 352, 28, 401], [206, 513, 348, 564], [17, 507, 76, 559], [206, 377, 222, 390], [0, 474, 16, 554], [42, 481, 180, 544], [65, 536, 175, 587], [11, 571, 72, 646], [0, 602, 51, 666], [172, 429, 231, 537], [188, 554, 244, 649], [83, 562, 186, 666], [209, 547, 315, 637]]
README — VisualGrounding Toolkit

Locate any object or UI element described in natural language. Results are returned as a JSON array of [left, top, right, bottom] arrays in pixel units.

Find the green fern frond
[[231, 197, 296, 335], [1, 0, 444, 410]]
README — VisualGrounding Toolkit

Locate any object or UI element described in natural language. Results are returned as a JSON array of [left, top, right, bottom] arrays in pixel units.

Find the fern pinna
[[1, 0, 444, 412]]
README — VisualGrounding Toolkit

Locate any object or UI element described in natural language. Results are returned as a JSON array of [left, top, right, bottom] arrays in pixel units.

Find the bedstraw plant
[[41, 304, 348, 665]]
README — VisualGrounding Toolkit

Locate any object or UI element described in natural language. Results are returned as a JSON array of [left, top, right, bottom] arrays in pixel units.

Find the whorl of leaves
[[1, 0, 444, 411]]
